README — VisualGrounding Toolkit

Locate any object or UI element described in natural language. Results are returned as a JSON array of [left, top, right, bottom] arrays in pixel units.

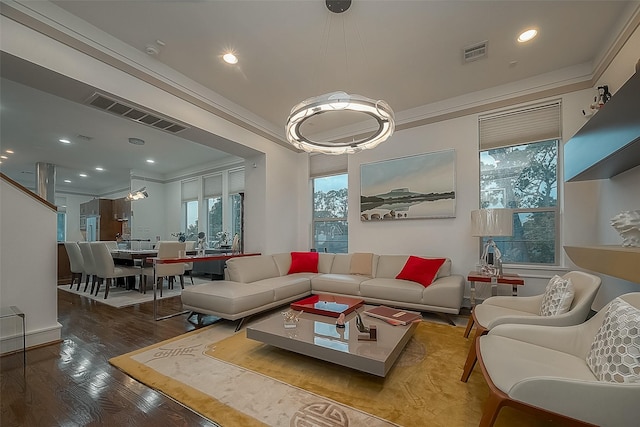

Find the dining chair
[[184, 240, 196, 285], [90, 242, 141, 299], [63, 242, 84, 290], [141, 241, 186, 296], [103, 240, 119, 251], [77, 242, 97, 293], [461, 270, 602, 382]]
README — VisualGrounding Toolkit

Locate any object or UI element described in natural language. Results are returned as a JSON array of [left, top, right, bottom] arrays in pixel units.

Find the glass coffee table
[[246, 297, 418, 377]]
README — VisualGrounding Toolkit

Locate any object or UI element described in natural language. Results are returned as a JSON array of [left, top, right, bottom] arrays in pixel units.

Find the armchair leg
[[478, 388, 507, 427], [461, 325, 487, 382], [179, 275, 185, 289], [463, 313, 475, 338]]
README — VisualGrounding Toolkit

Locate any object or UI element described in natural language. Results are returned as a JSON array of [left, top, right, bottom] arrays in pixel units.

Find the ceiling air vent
[[85, 93, 188, 134], [463, 41, 488, 63]]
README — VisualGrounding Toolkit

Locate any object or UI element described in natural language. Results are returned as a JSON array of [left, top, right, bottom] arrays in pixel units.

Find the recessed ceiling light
[[79, 173, 88, 177], [223, 52, 238, 64], [95, 167, 104, 171], [0, 155, 7, 159], [59, 138, 71, 144], [64, 179, 71, 183], [5, 149, 14, 154], [129, 137, 145, 145], [146, 159, 155, 164], [518, 29, 538, 43]]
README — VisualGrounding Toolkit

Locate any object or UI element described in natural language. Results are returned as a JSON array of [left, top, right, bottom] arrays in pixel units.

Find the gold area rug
[[110, 321, 553, 427]]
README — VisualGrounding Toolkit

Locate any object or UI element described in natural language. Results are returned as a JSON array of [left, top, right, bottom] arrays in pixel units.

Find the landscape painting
[[360, 149, 456, 220]]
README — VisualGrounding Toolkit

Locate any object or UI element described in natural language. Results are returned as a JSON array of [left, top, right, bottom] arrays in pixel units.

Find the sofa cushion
[[226, 255, 280, 283], [374, 255, 451, 280], [396, 256, 446, 287], [360, 278, 424, 304], [586, 297, 640, 383], [350, 252, 374, 277], [539, 275, 575, 316], [288, 252, 319, 274], [318, 253, 335, 274], [311, 274, 367, 295], [181, 281, 275, 315], [330, 254, 352, 274], [249, 275, 312, 301]]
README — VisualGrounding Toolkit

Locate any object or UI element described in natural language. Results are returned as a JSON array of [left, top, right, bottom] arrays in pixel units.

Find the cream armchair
[[462, 271, 601, 382], [476, 292, 640, 427]]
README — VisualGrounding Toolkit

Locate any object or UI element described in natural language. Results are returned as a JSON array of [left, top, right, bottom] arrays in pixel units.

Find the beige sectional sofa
[[181, 252, 465, 329]]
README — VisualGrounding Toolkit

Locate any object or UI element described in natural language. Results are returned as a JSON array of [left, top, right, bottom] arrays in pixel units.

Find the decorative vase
[[610, 210, 640, 247]]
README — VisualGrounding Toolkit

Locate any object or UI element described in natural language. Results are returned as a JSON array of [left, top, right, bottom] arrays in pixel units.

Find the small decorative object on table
[[282, 309, 303, 329], [355, 312, 377, 341], [336, 313, 346, 328], [610, 210, 640, 247]]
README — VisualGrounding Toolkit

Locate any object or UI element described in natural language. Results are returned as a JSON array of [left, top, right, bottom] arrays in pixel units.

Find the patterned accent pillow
[[586, 297, 640, 383], [538, 275, 575, 316]]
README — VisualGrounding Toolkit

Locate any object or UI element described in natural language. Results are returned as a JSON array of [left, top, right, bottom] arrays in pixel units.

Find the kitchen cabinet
[[79, 198, 122, 241]]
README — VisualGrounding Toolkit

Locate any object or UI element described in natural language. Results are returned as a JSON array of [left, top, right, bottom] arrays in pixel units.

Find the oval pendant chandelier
[[285, 91, 395, 155], [284, 1, 395, 155]]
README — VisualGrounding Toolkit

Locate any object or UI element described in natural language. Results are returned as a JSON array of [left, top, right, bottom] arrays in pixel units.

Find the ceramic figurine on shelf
[[336, 313, 346, 328]]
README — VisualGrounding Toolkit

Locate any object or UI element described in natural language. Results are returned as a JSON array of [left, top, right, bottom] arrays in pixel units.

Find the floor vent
[[463, 41, 488, 63], [85, 93, 188, 134]]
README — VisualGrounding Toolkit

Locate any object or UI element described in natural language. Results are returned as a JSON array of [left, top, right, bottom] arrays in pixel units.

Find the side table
[[0, 306, 26, 373], [467, 271, 525, 307]]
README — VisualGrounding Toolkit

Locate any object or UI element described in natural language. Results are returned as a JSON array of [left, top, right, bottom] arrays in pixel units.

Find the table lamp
[[471, 209, 513, 276]]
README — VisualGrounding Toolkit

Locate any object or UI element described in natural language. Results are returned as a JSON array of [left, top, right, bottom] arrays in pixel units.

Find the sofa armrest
[[482, 294, 543, 313], [487, 323, 595, 357], [510, 377, 640, 427]]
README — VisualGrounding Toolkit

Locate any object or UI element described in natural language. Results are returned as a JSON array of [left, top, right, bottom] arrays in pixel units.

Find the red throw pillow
[[396, 256, 446, 288], [288, 252, 319, 274]]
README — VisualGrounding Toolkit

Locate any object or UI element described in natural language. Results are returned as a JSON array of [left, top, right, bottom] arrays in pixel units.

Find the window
[[480, 140, 559, 264], [56, 212, 66, 242], [312, 174, 348, 253], [230, 193, 243, 239], [204, 174, 223, 247], [184, 200, 199, 239], [479, 102, 561, 265], [207, 197, 223, 247]]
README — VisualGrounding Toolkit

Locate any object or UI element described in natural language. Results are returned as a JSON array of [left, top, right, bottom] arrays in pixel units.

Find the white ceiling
[[1, 0, 638, 194]]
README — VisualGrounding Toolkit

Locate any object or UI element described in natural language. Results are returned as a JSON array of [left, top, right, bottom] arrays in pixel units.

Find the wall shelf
[[564, 245, 640, 283], [564, 71, 640, 182]]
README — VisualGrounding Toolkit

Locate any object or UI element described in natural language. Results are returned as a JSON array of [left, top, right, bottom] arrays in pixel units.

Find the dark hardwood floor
[[1, 287, 222, 427]]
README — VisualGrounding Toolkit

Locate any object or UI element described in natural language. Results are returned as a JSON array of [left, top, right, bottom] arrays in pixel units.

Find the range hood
[[564, 71, 640, 182]]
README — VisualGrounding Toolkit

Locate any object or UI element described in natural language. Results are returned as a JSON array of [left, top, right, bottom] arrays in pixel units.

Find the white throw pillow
[[586, 297, 640, 383], [538, 275, 575, 316]]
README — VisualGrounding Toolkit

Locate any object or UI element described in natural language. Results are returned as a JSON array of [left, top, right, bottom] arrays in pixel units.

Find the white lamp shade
[[471, 209, 513, 237]]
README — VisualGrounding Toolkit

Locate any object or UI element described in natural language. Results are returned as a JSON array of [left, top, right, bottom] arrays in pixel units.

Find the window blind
[[309, 153, 348, 177], [181, 179, 199, 201], [203, 174, 223, 198], [228, 169, 244, 194], [479, 101, 562, 150]]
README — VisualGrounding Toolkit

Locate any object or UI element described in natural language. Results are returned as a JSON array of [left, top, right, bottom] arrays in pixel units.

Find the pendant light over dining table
[[285, 0, 395, 155]]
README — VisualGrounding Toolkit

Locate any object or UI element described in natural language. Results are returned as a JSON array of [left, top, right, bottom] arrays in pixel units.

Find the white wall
[[1, 179, 61, 352]]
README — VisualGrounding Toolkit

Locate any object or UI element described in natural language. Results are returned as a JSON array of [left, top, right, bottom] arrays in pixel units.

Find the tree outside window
[[313, 174, 348, 253], [480, 140, 558, 264], [184, 200, 199, 240], [207, 197, 223, 248]]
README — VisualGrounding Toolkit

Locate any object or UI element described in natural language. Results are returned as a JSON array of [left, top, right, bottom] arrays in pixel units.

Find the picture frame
[[360, 149, 456, 220]]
